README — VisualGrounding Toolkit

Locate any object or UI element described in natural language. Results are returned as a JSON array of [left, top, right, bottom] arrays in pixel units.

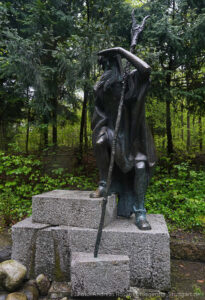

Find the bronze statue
[[91, 13, 156, 237]]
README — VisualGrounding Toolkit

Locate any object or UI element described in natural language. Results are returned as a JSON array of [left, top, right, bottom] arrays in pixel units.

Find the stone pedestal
[[12, 190, 171, 292], [69, 214, 170, 291], [71, 252, 130, 297]]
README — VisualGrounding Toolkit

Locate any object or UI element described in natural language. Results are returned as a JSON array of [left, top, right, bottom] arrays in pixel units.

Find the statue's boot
[[133, 166, 151, 230], [90, 181, 107, 198]]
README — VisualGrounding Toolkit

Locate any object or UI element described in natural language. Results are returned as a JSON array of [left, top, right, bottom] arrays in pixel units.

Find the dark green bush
[[0, 152, 96, 225], [0, 152, 204, 232], [146, 163, 205, 232]]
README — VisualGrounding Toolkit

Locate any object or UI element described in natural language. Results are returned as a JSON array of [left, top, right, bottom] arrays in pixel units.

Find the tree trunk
[[52, 98, 58, 147], [192, 114, 196, 146], [79, 86, 88, 160], [78, 0, 91, 162], [166, 99, 173, 155], [0, 120, 6, 151], [172, 110, 175, 140], [25, 108, 30, 154], [39, 130, 43, 151], [44, 127, 48, 148], [165, 71, 173, 155], [199, 115, 203, 151], [186, 111, 190, 151], [181, 104, 184, 141], [43, 115, 48, 149], [162, 137, 165, 150], [84, 92, 88, 152]]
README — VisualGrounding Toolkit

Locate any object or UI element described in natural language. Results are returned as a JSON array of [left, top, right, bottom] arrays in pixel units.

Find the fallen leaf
[[197, 280, 204, 283]]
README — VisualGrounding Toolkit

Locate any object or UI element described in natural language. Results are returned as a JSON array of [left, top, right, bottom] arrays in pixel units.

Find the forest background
[[0, 0, 204, 233]]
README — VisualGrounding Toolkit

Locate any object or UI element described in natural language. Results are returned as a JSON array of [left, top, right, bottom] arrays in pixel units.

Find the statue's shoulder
[[130, 69, 138, 77], [131, 68, 150, 84]]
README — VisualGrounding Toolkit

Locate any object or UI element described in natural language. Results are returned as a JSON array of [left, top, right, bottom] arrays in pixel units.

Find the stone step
[[32, 190, 117, 229], [11, 217, 70, 282], [12, 214, 170, 291], [71, 252, 130, 297]]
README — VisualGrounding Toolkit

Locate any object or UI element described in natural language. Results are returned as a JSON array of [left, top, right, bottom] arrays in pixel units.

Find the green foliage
[[136, 0, 205, 155], [0, 0, 204, 232], [0, 152, 204, 233], [0, 0, 133, 150], [146, 162, 205, 232], [0, 152, 97, 225], [0, 0, 204, 155], [192, 284, 204, 297]]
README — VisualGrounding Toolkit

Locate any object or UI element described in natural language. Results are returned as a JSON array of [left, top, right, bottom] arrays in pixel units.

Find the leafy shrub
[[0, 152, 204, 232], [146, 163, 205, 232], [0, 152, 97, 225]]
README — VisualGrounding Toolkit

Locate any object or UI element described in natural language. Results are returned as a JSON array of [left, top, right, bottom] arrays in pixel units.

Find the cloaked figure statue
[[90, 46, 156, 230]]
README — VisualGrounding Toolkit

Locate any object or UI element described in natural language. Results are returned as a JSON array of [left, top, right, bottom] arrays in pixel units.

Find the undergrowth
[[146, 162, 205, 232], [0, 152, 204, 232], [0, 152, 97, 226]]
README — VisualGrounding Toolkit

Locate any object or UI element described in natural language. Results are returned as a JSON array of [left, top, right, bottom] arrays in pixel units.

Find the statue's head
[[94, 54, 123, 92], [98, 54, 123, 76]]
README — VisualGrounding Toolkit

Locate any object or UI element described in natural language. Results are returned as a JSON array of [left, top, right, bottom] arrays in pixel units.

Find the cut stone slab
[[69, 214, 171, 291], [12, 218, 70, 282], [32, 190, 117, 229], [71, 252, 130, 297], [12, 215, 170, 291]]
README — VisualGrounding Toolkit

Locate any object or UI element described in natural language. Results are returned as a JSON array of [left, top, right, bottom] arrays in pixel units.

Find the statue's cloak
[[92, 70, 156, 217]]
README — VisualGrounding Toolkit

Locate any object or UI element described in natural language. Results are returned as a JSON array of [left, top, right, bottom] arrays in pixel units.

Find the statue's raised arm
[[98, 13, 150, 79], [98, 47, 151, 78]]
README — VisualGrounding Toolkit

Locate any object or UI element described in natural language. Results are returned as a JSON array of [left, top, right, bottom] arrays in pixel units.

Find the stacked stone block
[[71, 252, 130, 297], [12, 190, 171, 294]]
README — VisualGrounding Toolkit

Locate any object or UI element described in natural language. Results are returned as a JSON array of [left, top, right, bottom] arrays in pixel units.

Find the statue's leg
[[133, 161, 151, 230], [90, 129, 110, 198]]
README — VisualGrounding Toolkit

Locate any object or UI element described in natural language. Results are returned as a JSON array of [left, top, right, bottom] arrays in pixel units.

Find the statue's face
[[98, 55, 120, 72], [98, 56, 111, 71]]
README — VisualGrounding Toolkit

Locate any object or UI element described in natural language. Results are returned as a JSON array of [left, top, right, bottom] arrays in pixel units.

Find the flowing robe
[[92, 69, 156, 217]]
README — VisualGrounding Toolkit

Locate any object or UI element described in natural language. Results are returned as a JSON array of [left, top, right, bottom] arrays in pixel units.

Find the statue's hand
[[98, 47, 122, 56]]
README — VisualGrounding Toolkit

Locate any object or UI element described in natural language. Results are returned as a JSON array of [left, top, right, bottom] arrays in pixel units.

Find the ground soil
[[170, 260, 205, 299], [170, 230, 205, 244]]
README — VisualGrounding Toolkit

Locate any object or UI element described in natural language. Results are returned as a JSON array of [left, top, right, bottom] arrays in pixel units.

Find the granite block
[[12, 214, 170, 291], [11, 217, 48, 274], [69, 214, 171, 291], [12, 218, 70, 281], [71, 252, 130, 297], [32, 190, 117, 229]]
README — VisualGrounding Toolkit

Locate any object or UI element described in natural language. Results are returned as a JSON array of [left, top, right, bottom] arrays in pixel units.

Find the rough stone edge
[[71, 252, 130, 297], [32, 190, 117, 229]]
